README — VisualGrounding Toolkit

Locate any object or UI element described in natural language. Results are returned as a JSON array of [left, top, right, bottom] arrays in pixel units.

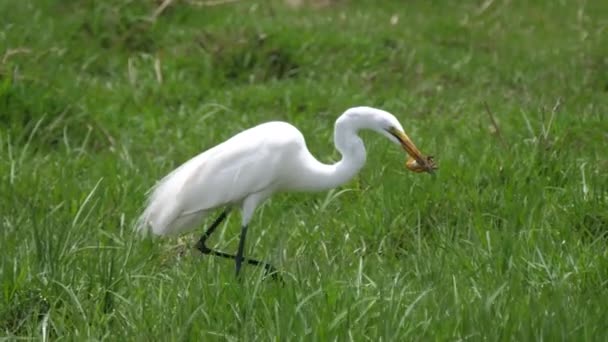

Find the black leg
[[195, 211, 280, 280], [203, 248, 279, 279], [235, 225, 249, 276], [195, 209, 229, 253]]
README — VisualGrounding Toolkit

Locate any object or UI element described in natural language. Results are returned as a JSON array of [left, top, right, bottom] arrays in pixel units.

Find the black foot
[[197, 240, 282, 282]]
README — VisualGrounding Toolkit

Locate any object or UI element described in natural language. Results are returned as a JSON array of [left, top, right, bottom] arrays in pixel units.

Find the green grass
[[1, 0, 607, 340]]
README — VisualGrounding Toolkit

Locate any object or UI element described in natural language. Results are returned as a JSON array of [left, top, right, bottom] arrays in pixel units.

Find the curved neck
[[289, 116, 366, 192]]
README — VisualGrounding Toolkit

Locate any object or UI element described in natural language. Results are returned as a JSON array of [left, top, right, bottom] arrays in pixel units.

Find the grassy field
[[1, 0, 607, 340]]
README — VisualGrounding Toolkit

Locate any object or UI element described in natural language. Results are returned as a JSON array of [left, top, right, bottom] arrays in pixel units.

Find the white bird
[[137, 106, 436, 277]]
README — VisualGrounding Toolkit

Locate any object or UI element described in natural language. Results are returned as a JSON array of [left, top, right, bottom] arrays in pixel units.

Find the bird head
[[342, 107, 437, 175]]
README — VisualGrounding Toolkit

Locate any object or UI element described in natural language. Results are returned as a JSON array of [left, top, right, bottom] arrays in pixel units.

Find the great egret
[[137, 106, 436, 277]]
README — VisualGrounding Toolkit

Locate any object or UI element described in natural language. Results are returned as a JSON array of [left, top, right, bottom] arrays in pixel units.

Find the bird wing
[[178, 134, 281, 214], [139, 121, 303, 235]]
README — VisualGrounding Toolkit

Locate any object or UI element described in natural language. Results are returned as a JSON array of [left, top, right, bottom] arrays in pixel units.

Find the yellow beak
[[388, 127, 437, 174]]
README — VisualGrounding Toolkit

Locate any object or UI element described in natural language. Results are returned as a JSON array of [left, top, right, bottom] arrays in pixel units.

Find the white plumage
[[137, 106, 436, 276], [138, 121, 304, 235]]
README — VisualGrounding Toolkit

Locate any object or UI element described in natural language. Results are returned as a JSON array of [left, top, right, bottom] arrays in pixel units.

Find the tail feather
[[137, 197, 182, 235], [136, 164, 189, 235], [136, 158, 211, 235], [136, 147, 217, 235]]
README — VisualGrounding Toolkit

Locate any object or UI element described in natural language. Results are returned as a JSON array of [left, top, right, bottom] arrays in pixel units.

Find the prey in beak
[[387, 127, 437, 174]]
